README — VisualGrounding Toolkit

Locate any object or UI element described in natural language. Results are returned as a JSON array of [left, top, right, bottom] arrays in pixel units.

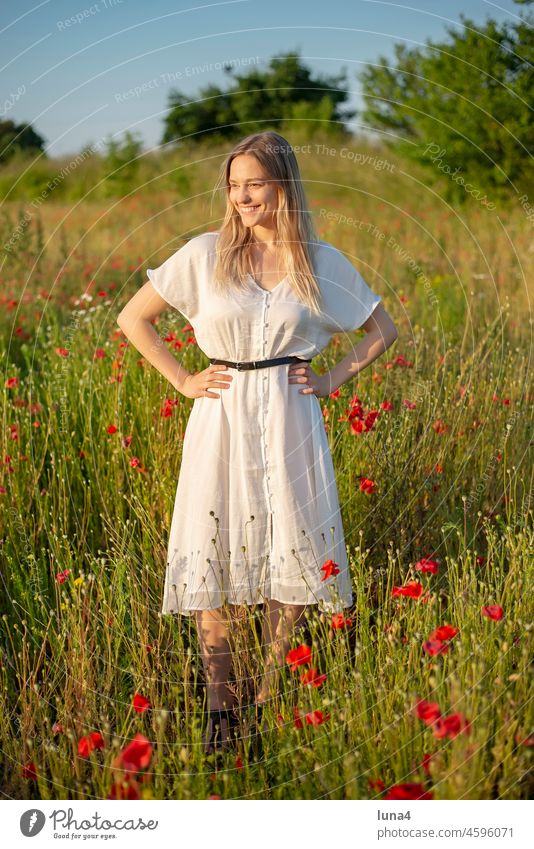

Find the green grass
[[0, 136, 532, 799]]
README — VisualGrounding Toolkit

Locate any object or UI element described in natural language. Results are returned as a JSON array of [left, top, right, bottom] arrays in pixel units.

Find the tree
[[358, 3, 534, 197], [102, 130, 144, 197], [0, 119, 45, 164], [161, 50, 355, 146]]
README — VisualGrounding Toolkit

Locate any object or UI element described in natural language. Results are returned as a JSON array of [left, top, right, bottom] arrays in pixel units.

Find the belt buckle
[[236, 362, 245, 371]]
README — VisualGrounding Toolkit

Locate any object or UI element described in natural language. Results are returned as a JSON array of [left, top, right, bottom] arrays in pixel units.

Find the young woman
[[117, 131, 398, 755]]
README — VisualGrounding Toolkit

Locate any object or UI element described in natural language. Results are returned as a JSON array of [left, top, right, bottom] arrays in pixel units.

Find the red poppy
[[432, 712, 471, 740], [293, 706, 303, 729], [331, 612, 353, 629], [414, 558, 439, 575], [108, 777, 141, 800], [107, 424, 118, 434], [6, 377, 19, 388], [305, 710, 330, 726], [300, 668, 327, 688], [359, 477, 376, 494], [286, 644, 312, 671], [423, 638, 449, 656], [235, 755, 244, 770], [428, 624, 458, 642], [421, 752, 433, 775], [415, 698, 441, 726], [78, 731, 106, 758], [132, 693, 151, 713], [384, 783, 433, 800], [55, 569, 70, 584], [368, 777, 385, 792], [116, 733, 153, 773], [21, 761, 38, 780], [481, 604, 504, 621], [321, 559, 340, 581], [392, 580, 424, 599]]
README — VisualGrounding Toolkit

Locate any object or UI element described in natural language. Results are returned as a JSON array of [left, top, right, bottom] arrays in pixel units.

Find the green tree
[[0, 119, 45, 164], [101, 130, 144, 197], [358, 3, 534, 198], [161, 50, 355, 146]]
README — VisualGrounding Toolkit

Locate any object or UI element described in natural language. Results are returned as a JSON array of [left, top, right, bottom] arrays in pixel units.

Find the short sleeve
[[146, 234, 208, 323], [316, 242, 382, 333]]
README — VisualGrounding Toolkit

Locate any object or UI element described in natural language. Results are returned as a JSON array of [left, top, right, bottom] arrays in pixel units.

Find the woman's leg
[[255, 599, 309, 706], [195, 606, 238, 711]]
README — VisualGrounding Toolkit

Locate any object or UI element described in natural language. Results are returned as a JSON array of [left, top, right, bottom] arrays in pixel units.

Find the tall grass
[[1, 136, 532, 799]]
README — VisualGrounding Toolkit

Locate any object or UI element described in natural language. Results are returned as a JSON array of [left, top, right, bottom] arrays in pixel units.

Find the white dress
[[147, 231, 381, 616]]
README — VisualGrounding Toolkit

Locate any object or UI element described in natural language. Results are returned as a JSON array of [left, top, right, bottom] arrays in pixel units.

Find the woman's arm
[[327, 303, 398, 393], [116, 281, 192, 394]]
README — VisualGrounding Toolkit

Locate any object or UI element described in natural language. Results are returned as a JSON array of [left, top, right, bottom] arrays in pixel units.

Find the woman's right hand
[[180, 364, 233, 399]]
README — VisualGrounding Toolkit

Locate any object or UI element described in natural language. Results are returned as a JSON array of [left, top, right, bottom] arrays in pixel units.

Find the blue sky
[[0, 0, 525, 157]]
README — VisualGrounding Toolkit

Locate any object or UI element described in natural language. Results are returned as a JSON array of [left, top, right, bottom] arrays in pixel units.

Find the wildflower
[[415, 698, 441, 726], [305, 710, 330, 726], [331, 612, 353, 629], [359, 477, 376, 494], [300, 668, 327, 688], [428, 624, 458, 642], [21, 761, 38, 780], [423, 638, 449, 656], [115, 733, 153, 774], [391, 580, 424, 599], [286, 644, 312, 671], [55, 569, 70, 584], [384, 783, 433, 800], [433, 713, 471, 740], [321, 559, 340, 581], [368, 777, 385, 792], [421, 752, 433, 775], [78, 731, 105, 758], [132, 693, 151, 714], [108, 777, 141, 800], [107, 424, 118, 434], [481, 604, 504, 621], [414, 558, 439, 575]]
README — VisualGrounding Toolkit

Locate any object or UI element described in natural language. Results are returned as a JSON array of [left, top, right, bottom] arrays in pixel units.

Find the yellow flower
[[73, 576, 84, 587]]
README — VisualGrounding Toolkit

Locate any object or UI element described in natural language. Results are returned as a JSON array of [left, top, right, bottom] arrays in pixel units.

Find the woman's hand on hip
[[288, 363, 333, 398], [181, 364, 233, 399]]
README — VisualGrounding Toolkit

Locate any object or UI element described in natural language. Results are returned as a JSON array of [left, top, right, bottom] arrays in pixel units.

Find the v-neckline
[[247, 273, 288, 294]]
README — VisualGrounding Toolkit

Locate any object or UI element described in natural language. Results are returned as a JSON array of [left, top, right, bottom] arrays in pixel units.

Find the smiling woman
[[117, 129, 397, 755]]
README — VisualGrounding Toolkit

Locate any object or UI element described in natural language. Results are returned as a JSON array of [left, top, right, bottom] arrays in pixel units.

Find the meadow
[[1, 134, 532, 800]]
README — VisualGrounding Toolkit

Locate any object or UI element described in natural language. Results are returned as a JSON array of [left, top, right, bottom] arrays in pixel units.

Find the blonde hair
[[210, 131, 323, 315]]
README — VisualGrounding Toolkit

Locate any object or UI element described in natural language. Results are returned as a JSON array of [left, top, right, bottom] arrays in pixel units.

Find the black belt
[[209, 355, 312, 371]]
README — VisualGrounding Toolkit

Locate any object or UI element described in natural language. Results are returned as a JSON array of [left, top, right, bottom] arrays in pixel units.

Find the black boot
[[203, 707, 240, 755]]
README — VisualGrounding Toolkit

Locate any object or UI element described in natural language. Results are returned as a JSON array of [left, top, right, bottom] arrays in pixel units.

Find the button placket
[[260, 292, 275, 558]]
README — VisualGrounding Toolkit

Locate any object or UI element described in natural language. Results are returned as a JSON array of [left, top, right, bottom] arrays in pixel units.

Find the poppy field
[[1, 136, 533, 800]]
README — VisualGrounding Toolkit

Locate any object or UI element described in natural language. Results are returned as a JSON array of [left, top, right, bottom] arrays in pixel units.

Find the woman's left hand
[[288, 363, 333, 398]]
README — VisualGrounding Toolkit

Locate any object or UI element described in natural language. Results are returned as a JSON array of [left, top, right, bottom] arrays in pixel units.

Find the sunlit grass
[[1, 136, 532, 799]]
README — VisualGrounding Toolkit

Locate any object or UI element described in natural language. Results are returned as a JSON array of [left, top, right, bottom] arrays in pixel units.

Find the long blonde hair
[[210, 132, 323, 315]]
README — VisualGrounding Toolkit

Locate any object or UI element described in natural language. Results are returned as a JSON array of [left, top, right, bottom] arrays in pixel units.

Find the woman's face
[[228, 154, 280, 229]]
